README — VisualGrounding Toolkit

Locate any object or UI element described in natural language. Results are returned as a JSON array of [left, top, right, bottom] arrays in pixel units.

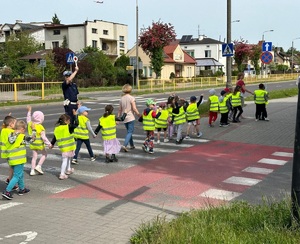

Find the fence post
[[14, 83, 18, 102], [41, 82, 45, 100]]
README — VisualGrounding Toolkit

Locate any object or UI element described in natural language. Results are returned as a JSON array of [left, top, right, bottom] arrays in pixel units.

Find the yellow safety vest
[[74, 115, 89, 139], [100, 115, 116, 140], [0, 128, 14, 159], [174, 107, 186, 125], [209, 95, 219, 112], [167, 106, 173, 117], [155, 110, 169, 129], [28, 122, 45, 150], [186, 103, 200, 121], [7, 133, 26, 166], [219, 97, 229, 113], [254, 90, 267, 104], [54, 125, 76, 153], [231, 92, 242, 107], [143, 110, 155, 131]]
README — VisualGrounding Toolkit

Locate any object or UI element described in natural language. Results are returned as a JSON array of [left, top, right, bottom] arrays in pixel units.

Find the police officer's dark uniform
[[62, 68, 79, 121]]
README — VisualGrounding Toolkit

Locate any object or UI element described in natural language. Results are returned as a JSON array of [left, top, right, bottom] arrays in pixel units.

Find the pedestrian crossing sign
[[222, 43, 234, 57], [66, 52, 74, 64]]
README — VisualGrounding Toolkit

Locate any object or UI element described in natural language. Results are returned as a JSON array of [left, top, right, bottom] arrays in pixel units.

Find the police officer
[[62, 66, 79, 122]]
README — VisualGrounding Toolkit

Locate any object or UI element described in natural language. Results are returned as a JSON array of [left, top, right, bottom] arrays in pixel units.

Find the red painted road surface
[[51, 141, 293, 208]]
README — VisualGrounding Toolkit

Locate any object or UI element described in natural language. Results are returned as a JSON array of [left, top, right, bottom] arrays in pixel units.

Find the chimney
[[198, 34, 206, 40], [16, 20, 22, 23]]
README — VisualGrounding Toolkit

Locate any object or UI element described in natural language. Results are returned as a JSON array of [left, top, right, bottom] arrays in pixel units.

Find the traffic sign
[[262, 42, 272, 52], [222, 43, 234, 57], [66, 53, 74, 64], [73, 56, 78, 63], [260, 51, 273, 64], [39, 60, 46, 67]]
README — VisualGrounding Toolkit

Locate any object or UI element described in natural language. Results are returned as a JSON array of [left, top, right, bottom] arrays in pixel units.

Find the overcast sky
[[1, 0, 297, 51]]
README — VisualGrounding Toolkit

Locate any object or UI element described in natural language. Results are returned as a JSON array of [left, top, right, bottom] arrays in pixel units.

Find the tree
[[52, 13, 61, 24], [233, 39, 252, 72], [114, 54, 130, 69], [249, 44, 261, 75], [61, 35, 68, 49], [139, 20, 176, 78]]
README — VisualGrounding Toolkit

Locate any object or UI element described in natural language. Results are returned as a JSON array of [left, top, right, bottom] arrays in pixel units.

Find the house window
[[102, 42, 108, 50], [119, 35, 125, 41], [53, 30, 60, 35], [103, 30, 108, 35], [120, 49, 125, 55], [205, 50, 211, 58], [143, 67, 148, 77], [92, 40, 97, 48], [186, 51, 194, 57], [119, 42, 125, 48], [52, 41, 59, 48], [149, 67, 153, 77], [92, 28, 97, 34]]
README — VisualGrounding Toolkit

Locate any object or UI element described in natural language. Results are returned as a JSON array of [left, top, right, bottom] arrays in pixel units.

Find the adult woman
[[118, 84, 140, 152]]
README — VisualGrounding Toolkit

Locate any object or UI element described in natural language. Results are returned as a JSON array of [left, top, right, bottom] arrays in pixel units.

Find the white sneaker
[[30, 169, 36, 176], [157, 140, 160, 144], [185, 135, 191, 139], [163, 138, 169, 143], [197, 132, 203, 138], [34, 165, 44, 175], [264, 118, 270, 121]]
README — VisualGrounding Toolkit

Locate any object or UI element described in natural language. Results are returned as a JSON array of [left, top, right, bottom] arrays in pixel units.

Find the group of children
[[207, 83, 269, 128], [1, 103, 127, 200]]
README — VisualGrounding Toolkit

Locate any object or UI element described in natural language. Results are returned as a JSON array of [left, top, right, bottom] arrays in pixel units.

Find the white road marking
[[242, 167, 273, 175], [223, 176, 261, 186], [272, 152, 293, 158], [0, 202, 23, 211], [258, 158, 287, 165], [200, 189, 241, 201]]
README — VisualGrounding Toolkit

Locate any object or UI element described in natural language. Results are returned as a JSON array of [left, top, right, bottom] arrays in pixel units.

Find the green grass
[[130, 199, 300, 244]]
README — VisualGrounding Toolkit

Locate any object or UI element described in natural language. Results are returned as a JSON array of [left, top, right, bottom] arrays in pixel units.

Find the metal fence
[[0, 73, 298, 103]]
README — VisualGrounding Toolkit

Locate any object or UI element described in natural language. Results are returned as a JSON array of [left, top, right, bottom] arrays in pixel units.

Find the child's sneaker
[[59, 174, 68, 180], [163, 138, 169, 143], [185, 135, 190, 139], [90, 157, 96, 162], [142, 145, 149, 153], [71, 159, 79, 165], [30, 169, 37, 176], [34, 165, 44, 175], [2, 191, 13, 200], [197, 132, 203, 138], [105, 156, 113, 163], [111, 154, 118, 162], [66, 168, 75, 175], [148, 149, 154, 154], [157, 140, 160, 144], [18, 188, 30, 196], [5, 178, 9, 185], [5, 178, 19, 190]]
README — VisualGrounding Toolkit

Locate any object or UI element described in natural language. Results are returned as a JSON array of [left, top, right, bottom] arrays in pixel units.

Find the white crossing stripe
[[242, 167, 273, 175], [223, 176, 261, 186], [258, 158, 287, 165], [272, 152, 293, 158], [0, 202, 23, 211], [200, 189, 241, 201]]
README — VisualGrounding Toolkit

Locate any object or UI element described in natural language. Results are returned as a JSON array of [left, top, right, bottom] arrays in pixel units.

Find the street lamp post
[[292, 37, 300, 73], [261, 29, 274, 77], [226, 0, 232, 88], [135, 0, 139, 90]]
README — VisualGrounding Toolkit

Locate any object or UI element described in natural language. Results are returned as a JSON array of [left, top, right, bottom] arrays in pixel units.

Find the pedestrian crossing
[[0, 134, 206, 195]]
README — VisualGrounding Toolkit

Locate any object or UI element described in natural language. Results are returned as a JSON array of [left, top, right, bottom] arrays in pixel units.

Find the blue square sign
[[66, 53, 74, 64], [262, 42, 272, 52], [222, 43, 234, 57]]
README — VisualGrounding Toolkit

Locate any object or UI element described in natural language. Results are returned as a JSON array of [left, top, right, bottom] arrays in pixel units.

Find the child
[[72, 106, 97, 164], [224, 87, 233, 122], [231, 86, 243, 123], [141, 99, 161, 154], [94, 105, 127, 163], [185, 95, 203, 138], [1, 115, 18, 190], [155, 102, 169, 144], [254, 83, 269, 121], [219, 90, 231, 127], [172, 98, 187, 144], [167, 95, 175, 140], [207, 89, 219, 127], [51, 112, 78, 180], [2, 120, 33, 200], [27, 106, 52, 176]]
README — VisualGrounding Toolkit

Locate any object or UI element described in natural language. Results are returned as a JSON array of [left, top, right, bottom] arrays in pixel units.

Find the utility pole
[[135, 0, 139, 90]]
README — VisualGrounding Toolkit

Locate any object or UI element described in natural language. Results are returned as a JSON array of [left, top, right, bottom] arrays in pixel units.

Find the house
[[44, 19, 128, 59], [126, 43, 196, 79], [0, 21, 50, 47], [178, 35, 226, 75]]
